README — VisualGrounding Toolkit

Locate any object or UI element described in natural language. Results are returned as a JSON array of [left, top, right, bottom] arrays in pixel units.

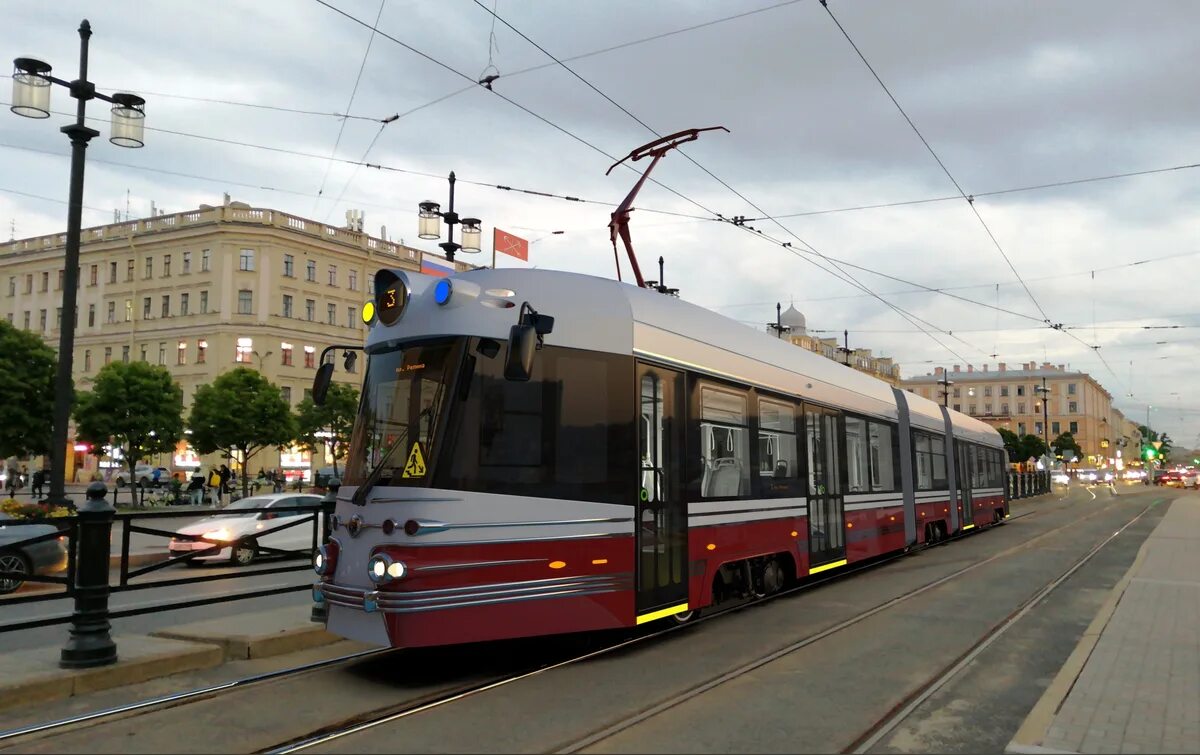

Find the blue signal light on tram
[[434, 278, 453, 305]]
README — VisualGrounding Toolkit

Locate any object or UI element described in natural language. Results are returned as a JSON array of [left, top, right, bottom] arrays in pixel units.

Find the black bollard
[[61, 481, 117, 668], [311, 477, 340, 623]]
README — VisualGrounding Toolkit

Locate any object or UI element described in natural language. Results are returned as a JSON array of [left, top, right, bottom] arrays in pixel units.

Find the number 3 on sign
[[402, 442, 427, 478]]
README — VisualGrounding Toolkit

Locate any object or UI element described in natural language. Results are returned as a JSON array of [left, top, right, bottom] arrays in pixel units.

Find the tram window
[[931, 436, 948, 488], [914, 433, 933, 490], [757, 397, 802, 498], [698, 385, 750, 499], [868, 422, 896, 492], [845, 417, 870, 493]]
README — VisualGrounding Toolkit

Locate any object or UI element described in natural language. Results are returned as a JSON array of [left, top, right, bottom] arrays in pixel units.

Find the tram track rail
[[260, 500, 1090, 754]]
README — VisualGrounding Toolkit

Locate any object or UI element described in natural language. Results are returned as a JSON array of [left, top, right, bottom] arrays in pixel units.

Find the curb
[[151, 622, 338, 661], [1004, 511, 1154, 754]]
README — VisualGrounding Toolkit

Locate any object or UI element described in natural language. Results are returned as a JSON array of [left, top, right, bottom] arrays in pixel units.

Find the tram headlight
[[367, 552, 407, 584], [314, 540, 339, 578]]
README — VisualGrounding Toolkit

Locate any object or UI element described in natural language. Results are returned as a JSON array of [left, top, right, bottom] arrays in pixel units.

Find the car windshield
[[212, 496, 277, 517]]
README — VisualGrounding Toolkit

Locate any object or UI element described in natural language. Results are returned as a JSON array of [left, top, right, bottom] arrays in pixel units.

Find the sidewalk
[[1008, 496, 1200, 754]]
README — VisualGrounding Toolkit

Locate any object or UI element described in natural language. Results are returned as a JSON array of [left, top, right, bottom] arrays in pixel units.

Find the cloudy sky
[[2, 1, 1198, 444]]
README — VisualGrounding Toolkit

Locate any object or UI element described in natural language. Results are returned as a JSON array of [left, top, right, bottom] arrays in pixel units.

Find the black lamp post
[[11, 20, 146, 511], [417, 171, 482, 263], [937, 372, 954, 407], [768, 302, 792, 339], [1035, 377, 1051, 448]]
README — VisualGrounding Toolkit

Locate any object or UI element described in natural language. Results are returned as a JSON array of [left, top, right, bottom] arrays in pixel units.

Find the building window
[[106, 301, 115, 323], [126, 259, 134, 282], [1069, 421, 1078, 434], [57, 269, 64, 290], [177, 340, 187, 365], [968, 404, 976, 415], [367, 273, 375, 293], [983, 386, 992, 397], [144, 256, 153, 279], [238, 290, 253, 315], [89, 264, 98, 286], [348, 270, 358, 291], [104, 346, 112, 365], [143, 297, 151, 319], [201, 249, 210, 272], [158, 342, 166, 365], [163, 254, 171, 277], [197, 339, 207, 364], [1052, 421, 1061, 435], [1035, 421, 1043, 436], [1068, 401, 1078, 414], [953, 403, 961, 412], [54, 307, 61, 330], [180, 292, 189, 316], [327, 265, 337, 286], [347, 306, 356, 328], [38, 309, 46, 331], [23, 274, 31, 294], [239, 248, 255, 271], [1018, 422, 1026, 435], [235, 337, 253, 363], [326, 303, 336, 324], [1017, 402, 1025, 414], [1000, 385, 1009, 397], [281, 342, 293, 366], [1000, 402, 1008, 415], [281, 386, 291, 405], [84, 349, 92, 371], [200, 290, 209, 314], [952, 387, 960, 398], [304, 345, 315, 368], [282, 294, 293, 318], [182, 250, 191, 274], [306, 260, 316, 282], [121, 345, 130, 363], [1016, 385, 1025, 397], [124, 299, 133, 322], [1067, 383, 1077, 395], [161, 295, 170, 318], [40, 271, 49, 292], [87, 304, 95, 327], [109, 261, 117, 283], [984, 403, 992, 415], [140, 344, 147, 362], [22, 311, 29, 330], [6, 277, 13, 296], [305, 299, 314, 321], [283, 254, 294, 277]]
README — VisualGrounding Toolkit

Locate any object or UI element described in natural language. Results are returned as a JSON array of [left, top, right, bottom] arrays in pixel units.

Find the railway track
[[0, 495, 1069, 753]]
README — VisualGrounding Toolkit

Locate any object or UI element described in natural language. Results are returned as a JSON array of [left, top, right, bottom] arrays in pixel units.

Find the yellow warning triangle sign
[[401, 442, 427, 478]]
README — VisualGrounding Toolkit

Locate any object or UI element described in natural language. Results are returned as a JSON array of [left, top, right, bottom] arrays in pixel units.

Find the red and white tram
[[312, 267, 1008, 648]]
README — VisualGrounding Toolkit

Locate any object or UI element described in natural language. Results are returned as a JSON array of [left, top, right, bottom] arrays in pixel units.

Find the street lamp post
[[937, 373, 954, 407], [767, 302, 792, 339], [417, 171, 482, 263], [1035, 376, 1051, 450], [11, 20, 147, 511]]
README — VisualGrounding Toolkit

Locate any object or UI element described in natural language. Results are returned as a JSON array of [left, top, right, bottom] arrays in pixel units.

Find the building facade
[[1, 200, 467, 483], [769, 304, 901, 386], [899, 361, 1136, 466]]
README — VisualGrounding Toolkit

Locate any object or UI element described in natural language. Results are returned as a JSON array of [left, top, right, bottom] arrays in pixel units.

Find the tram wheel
[[671, 609, 697, 625]]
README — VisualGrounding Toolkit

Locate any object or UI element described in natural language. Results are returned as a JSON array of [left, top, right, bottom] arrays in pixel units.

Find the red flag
[[493, 228, 529, 262]]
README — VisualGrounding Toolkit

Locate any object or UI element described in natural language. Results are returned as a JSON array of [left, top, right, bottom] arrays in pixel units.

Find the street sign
[[1152, 440, 1163, 450]]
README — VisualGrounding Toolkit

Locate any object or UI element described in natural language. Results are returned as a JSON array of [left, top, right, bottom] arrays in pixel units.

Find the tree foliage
[[294, 382, 359, 476], [188, 368, 295, 497], [1138, 424, 1172, 462], [74, 361, 184, 477], [0, 320, 58, 459], [998, 427, 1048, 464], [1051, 431, 1084, 462]]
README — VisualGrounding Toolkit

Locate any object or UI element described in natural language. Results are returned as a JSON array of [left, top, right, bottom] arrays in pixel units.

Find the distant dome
[[780, 304, 806, 334]]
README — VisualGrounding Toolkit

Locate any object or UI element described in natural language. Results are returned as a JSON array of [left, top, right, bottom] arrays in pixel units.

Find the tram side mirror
[[312, 362, 335, 406], [504, 324, 537, 382]]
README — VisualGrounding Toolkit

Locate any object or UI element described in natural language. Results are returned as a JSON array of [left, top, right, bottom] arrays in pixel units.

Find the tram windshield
[[344, 339, 464, 490]]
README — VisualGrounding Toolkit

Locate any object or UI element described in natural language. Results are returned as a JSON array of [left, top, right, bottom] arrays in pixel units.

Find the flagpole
[[491, 227, 497, 269]]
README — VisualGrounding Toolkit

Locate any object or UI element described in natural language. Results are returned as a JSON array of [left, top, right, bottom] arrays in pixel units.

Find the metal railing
[[0, 480, 338, 667], [1006, 470, 1051, 500]]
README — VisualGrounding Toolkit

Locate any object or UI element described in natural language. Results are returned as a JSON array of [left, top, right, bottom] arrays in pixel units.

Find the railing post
[[61, 481, 117, 668], [311, 477, 340, 623]]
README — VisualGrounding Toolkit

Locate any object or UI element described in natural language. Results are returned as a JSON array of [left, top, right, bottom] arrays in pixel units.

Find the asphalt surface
[[0, 484, 1170, 754]]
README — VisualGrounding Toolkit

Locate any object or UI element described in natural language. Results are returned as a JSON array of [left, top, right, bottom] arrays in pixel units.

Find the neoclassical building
[[767, 304, 902, 386]]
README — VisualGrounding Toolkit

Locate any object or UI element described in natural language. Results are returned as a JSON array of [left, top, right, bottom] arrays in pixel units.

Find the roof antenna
[[606, 126, 728, 287]]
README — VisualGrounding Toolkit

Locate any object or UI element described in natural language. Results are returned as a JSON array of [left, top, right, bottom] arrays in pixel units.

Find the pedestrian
[[218, 464, 231, 501], [188, 468, 206, 505], [5, 465, 18, 498], [208, 466, 223, 506], [152, 466, 162, 488], [20, 465, 28, 495], [31, 468, 44, 499]]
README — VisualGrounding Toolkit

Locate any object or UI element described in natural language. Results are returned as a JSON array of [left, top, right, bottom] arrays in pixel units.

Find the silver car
[[0, 513, 69, 594]]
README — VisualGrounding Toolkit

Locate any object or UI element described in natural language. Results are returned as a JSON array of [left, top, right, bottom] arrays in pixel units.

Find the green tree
[[997, 428, 1020, 462], [1137, 425, 1172, 463], [188, 368, 295, 498], [294, 382, 359, 477], [0, 320, 58, 460], [1018, 433, 1048, 463], [74, 361, 184, 486], [1051, 431, 1084, 463]]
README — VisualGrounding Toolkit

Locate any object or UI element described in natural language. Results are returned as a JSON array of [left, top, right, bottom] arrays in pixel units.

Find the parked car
[[168, 493, 323, 566], [114, 464, 170, 488], [1182, 470, 1199, 489], [0, 513, 68, 594]]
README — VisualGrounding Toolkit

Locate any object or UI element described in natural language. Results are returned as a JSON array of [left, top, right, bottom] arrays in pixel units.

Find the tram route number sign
[[402, 442, 427, 479]]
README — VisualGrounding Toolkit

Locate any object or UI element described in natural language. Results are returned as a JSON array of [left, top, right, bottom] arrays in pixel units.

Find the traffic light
[[1144, 446, 1157, 460]]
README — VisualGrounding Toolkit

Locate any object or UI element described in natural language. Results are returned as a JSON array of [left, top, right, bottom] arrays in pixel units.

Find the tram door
[[636, 364, 689, 618], [805, 405, 847, 568], [957, 444, 975, 529]]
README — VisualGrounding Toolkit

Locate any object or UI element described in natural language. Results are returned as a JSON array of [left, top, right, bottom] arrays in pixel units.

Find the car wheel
[[232, 540, 257, 566], [0, 551, 30, 595]]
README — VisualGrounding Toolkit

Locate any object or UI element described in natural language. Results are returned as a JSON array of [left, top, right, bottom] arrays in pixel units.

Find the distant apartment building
[[1, 199, 468, 482], [900, 362, 1137, 466], [768, 304, 901, 386]]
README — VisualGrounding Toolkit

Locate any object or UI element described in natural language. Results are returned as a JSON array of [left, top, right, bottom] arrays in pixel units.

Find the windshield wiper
[[351, 426, 411, 506]]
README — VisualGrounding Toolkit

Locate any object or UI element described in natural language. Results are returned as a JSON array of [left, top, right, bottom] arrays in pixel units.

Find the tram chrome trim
[[319, 577, 631, 613]]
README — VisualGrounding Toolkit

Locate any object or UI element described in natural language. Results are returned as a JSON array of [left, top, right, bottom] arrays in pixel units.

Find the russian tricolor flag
[[420, 253, 455, 277]]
